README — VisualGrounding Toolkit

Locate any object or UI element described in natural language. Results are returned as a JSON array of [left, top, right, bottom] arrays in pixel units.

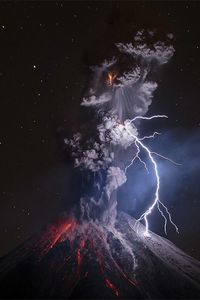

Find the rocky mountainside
[[0, 212, 200, 299]]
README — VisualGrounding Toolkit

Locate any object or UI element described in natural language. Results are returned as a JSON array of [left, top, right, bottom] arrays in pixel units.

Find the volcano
[[1, 31, 199, 300], [0, 212, 200, 299]]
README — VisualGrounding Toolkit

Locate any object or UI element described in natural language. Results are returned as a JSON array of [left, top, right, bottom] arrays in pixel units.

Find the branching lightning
[[65, 31, 179, 248], [124, 115, 179, 236]]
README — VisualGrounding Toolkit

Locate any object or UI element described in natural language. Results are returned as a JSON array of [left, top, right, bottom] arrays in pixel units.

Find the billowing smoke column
[[65, 30, 178, 235]]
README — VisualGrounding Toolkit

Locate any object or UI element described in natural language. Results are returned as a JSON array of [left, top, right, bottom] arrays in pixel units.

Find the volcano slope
[[0, 212, 200, 299]]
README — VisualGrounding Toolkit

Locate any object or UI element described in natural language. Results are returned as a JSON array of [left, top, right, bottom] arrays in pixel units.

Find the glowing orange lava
[[105, 278, 120, 297], [37, 218, 139, 297], [49, 220, 77, 249], [107, 72, 117, 86]]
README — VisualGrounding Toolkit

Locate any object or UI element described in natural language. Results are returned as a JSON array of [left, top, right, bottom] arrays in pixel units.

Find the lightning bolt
[[124, 115, 179, 236]]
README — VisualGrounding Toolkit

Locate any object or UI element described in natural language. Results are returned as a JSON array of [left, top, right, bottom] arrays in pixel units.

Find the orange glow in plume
[[107, 72, 117, 86]]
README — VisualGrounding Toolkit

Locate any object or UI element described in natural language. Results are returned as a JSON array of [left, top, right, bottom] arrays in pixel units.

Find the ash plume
[[1, 30, 200, 300], [65, 30, 175, 228]]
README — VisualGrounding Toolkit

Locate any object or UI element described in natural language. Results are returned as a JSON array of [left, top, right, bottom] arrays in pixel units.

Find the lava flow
[[34, 216, 138, 298]]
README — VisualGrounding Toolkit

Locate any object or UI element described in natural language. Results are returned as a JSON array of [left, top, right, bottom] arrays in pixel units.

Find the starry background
[[0, 1, 200, 259]]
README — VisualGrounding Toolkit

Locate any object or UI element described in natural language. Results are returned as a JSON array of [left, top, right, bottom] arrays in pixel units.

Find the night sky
[[0, 1, 200, 260]]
